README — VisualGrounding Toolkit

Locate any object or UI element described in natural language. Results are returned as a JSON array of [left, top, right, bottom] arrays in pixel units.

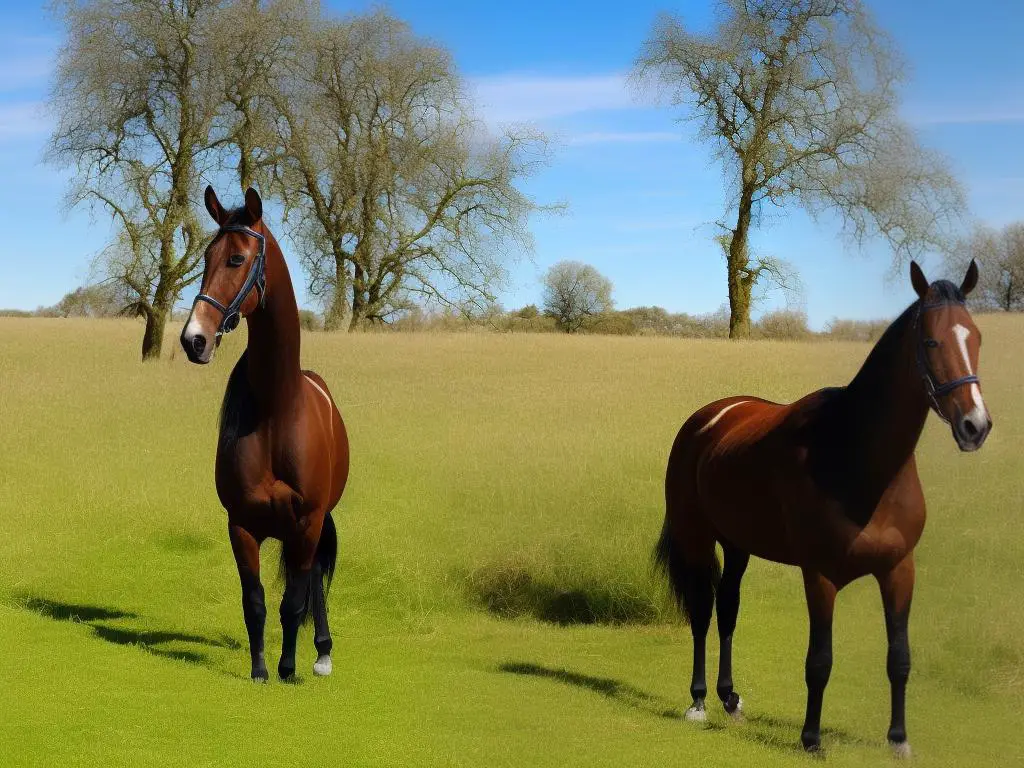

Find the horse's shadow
[[499, 661, 876, 755], [12, 595, 242, 669], [499, 661, 688, 722]]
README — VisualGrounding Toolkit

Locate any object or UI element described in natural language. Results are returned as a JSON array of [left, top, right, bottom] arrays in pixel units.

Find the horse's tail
[[654, 518, 721, 625], [316, 511, 338, 596]]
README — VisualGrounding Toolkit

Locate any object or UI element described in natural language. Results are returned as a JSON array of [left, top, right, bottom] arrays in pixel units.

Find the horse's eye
[[228, 253, 245, 267], [924, 338, 939, 348]]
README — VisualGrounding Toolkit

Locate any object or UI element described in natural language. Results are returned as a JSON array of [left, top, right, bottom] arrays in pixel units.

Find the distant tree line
[[35, 0, 1006, 355]]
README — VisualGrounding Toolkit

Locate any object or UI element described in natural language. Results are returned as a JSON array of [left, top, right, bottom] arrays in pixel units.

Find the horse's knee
[[805, 645, 832, 690], [887, 638, 911, 685], [240, 578, 266, 624]]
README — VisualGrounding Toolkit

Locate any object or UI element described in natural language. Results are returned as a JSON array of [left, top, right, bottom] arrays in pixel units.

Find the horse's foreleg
[[229, 524, 268, 681], [716, 545, 750, 718], [878, 555, 914, 759], [277, 513, 322, 681], [800, 568, 837, 752]]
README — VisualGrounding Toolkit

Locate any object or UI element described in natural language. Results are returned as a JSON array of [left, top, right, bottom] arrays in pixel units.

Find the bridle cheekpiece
[[914, 298, 980, 423], [192, 225, 267, 338]]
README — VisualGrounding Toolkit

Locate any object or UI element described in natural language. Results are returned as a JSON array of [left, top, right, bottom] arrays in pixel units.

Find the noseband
[[915, 299, 980, 423], [192, 225, 267, 337]]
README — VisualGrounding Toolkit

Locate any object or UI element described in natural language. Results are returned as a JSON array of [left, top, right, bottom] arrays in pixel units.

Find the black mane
[[218, 350, 258, 447]]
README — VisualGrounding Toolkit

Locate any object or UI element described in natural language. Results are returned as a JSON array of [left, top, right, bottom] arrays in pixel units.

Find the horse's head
[[910, 259, 991, 452], [181, 186, 268, 364]]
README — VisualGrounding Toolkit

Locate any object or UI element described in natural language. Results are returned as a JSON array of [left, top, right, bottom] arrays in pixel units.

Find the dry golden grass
[[0, 315, 1021, 766]]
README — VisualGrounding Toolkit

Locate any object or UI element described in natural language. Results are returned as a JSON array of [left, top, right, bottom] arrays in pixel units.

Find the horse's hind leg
[[716, 543, 750, 718], [658, 491, 718, 722], [277, 515, 322, 681], [229, 524, 268, 681], [310, 561, 333, 676]]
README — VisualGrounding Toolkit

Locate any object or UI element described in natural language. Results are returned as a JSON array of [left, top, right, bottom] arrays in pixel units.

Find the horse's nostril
[[192, 335, 207, 355], [961, 418, 978, 438]]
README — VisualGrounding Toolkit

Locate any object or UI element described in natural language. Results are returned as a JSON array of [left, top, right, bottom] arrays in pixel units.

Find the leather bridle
[[915, 299, 980, 423], [192, 225, 267, 338]]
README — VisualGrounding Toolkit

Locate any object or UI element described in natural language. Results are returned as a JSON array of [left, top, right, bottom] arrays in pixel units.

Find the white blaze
[[952, 324, 988, 419]]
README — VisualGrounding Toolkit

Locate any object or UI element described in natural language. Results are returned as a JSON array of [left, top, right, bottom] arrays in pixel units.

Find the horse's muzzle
[[180, 326, 213, 365], [953, 410, 991, 452]]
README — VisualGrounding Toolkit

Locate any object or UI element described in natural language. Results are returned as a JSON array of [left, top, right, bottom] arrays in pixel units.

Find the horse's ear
[[961, 258, 979, 296], [910, 260, 930, 299], [244, 187, 263, 223], [204, 185, 226, 226]]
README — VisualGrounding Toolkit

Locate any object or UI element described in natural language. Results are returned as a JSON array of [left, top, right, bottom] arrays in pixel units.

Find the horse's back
[[666, 388, 845, 565]]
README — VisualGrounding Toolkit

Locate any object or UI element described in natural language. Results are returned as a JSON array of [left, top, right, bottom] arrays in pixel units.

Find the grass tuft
[[466, 558, 665, 625]]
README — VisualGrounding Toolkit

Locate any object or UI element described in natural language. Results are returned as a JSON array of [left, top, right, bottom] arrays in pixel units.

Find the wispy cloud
[[0, 102, 48, 139], [470, 73, 640, 123], [569, 131, 678, 145], [905, 92, 1024, 127], [0, 36, 56, 93]]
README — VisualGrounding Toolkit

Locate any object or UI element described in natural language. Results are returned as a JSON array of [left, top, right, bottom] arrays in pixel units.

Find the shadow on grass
[[502, 661, 878, 756], [499, 661, 686, 721], [468, 562, 664, 626], [12, 595, 241, 668], [741, 713, 876, 752]]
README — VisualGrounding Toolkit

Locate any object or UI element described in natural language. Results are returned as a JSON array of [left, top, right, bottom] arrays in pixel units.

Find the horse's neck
[[843, 307, 930, 482], [245, 236, 302, 411]]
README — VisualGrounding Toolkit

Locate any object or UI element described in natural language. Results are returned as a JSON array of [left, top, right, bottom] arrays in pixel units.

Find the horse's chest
[[215, 432, 301, 505]]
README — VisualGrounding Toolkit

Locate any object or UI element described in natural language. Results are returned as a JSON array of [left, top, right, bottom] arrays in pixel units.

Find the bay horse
[[180, 186, 349, 681], [657, 260, 991, 755]]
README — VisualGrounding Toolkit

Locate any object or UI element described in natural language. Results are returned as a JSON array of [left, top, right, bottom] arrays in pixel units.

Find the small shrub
[[298, 309, 323, 331], [756, 309, 811, 340], [466, 559, 664, 626], [823, 317, 890, 342]]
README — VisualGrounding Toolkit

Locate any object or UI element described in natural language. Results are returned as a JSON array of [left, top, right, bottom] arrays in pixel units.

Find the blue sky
[[1, 1, 1022, 327]]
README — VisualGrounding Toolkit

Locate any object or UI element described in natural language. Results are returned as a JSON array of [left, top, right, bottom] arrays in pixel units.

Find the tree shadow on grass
[[12, 595, 241, 669], [501, 661, 879, 756]]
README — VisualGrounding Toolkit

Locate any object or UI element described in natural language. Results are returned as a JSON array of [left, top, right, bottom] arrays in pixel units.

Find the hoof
[[684, 701, 707, 722], [890, 741, 912, 759], [251, 667, 269, 683], [278, 660, 296, 681], [723, 692, 744, 721], [801, 733, 821, 753], [312, 654, 332, 677]]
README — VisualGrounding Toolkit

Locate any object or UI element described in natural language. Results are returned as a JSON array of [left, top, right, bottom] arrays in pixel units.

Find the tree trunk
[[140, 299, 169, 361], [348, 263, 367, 331], [726, 187, 756, 339], [323, 256, 351, 331]]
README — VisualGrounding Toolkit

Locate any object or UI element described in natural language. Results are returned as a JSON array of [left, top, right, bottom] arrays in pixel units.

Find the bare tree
[[269, 11, 552, 330], [542, 261, 614, 333], [946, 222, 1024, 311], [634, 0, 965, 338], [47, 0, 230, 359], [210, 0, 315, 193]]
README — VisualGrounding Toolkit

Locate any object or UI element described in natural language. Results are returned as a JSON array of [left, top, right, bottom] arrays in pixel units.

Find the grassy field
[[0, 316, 1021, 767]]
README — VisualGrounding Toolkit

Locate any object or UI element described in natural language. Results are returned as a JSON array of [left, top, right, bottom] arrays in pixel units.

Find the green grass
[[0, 316, 1021, 766]]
